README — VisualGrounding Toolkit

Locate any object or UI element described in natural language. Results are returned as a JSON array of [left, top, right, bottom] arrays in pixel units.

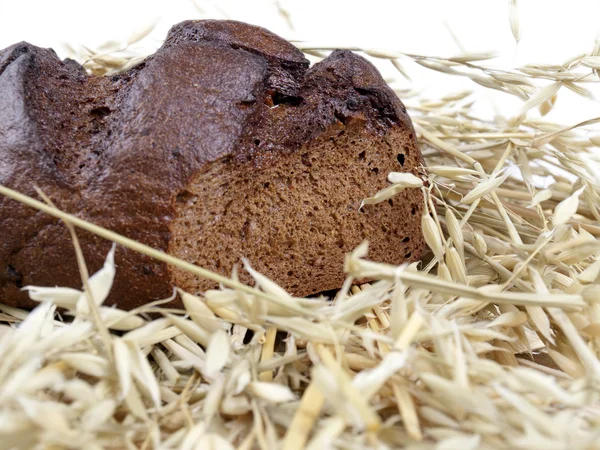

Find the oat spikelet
[[553, 186, 585, 227], [422, 214, 444, 261], [508, 0, 520, 44]]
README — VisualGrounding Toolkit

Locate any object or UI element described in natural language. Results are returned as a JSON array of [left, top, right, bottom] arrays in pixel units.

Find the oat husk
[[2, 11, 600, 450]]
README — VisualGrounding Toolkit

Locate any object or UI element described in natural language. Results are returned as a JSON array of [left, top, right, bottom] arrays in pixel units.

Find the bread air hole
[[397, 153, 405, 166], [90, 106, 111, 118], [7, 264, 23, 288], [175, 190, 197, 205], [271, 92, 302, 106]]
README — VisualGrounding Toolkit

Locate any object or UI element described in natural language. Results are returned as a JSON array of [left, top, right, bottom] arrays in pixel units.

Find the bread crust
[[0, 20, 424, 309]]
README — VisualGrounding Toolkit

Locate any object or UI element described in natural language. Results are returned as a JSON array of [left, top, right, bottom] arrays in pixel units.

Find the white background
[[0, 0, 599, 123]]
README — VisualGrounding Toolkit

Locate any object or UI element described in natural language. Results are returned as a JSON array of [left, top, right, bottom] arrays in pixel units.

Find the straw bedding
[[2, 10, 600, 450]]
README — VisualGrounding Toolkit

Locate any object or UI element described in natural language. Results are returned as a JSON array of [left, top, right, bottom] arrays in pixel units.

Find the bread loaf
[[0, 20, 425, 309]]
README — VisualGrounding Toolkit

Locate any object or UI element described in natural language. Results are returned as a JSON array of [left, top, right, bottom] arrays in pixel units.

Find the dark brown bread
[[0, 20, 425, 309]]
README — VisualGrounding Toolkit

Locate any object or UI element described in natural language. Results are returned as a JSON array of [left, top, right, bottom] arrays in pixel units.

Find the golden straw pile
[[2, 10, 600, 450]]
